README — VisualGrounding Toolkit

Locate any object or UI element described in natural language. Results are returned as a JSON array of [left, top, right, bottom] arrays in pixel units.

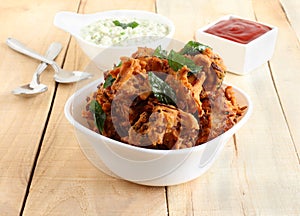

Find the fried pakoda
[[82, 41, 246, 149]]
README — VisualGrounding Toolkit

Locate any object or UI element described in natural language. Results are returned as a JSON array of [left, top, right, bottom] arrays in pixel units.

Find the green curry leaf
[[167, 50, 203, 74], [179, 41, 210, 55], [148, 72, 177, 106], [103, 74, 116, 88], [153, 45, 168, 59], [89, 100, 106, 134]]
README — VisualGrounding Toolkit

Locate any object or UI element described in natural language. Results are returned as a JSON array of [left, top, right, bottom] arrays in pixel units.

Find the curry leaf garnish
[[148, 71, 177, 106], [167, 50, 184, 71], [89, 100, 106, 134], [103, 74, 116, 88], [152, 42, 204, 74], [153, 45, 168, 59], [167, 50, 203, 74], [179, 41, 210, 55], [113, 20, 139, 29], [115, 61, 122, 68]]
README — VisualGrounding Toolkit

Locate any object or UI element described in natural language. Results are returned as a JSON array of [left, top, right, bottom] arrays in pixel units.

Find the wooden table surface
[[1, 0, 300, 215]]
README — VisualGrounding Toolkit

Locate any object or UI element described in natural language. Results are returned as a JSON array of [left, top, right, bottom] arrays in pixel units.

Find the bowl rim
[[195, 14, 278, 47], [64, 77, 253, 155], [55, 9, 176, 49]]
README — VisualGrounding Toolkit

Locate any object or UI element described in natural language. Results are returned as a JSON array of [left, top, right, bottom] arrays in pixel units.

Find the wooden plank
[[157, 0, 300, 215], [0, 0, 80, 215], [253, 0, 300, 162], [23, 0, 168, 215], [280, 0, 300, 42]]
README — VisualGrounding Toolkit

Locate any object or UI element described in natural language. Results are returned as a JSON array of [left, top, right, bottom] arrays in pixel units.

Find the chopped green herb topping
[[113, 20, 139, 29]]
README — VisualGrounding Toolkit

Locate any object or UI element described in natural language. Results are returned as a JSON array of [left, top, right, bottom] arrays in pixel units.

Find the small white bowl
[[195, 15, 278, 75], [54, 10, 175, 68], [64, 77, 253, 186]]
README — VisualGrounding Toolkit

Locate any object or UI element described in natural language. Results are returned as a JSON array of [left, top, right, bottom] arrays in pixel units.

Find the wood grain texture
[[253, 0, 300, 160], [22, 0, 167, 215], [280, 0, 300, 42], [0, 0, 80, 215], [157, 0, 300, 215]]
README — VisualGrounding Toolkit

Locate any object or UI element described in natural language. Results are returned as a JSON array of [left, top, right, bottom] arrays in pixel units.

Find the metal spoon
[[6, 38, 92, 83], [11, 42, 62, 96]]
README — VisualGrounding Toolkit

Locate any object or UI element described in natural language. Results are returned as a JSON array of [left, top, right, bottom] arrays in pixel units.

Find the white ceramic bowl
[[195, 15, 278, 75], [54, 10, 175, 68], [64, 76, 253, 186]]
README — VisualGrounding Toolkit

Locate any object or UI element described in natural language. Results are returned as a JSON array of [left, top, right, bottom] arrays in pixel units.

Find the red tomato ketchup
[[204, 18, 272, 44]]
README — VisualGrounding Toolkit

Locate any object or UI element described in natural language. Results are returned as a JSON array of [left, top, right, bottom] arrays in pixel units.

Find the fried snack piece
[[197, 86, 245, 144], [189, 47, 226, 91], [127, 104, 199, 149], [83, 46, 246, 150]]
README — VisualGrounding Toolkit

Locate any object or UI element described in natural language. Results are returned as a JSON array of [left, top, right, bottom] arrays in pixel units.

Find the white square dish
[[195, 15, 278, 75]]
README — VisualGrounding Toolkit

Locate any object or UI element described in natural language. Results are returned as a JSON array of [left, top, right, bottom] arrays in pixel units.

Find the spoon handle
[[29, 42, 62, 87], [6, 38, 56, 65]]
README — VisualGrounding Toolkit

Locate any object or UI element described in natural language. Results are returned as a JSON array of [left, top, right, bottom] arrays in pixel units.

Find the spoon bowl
[[48, 61, 92, 83], [53, 70, 92, 83], [11, 42, 62, 96], [12, 84, 48, 96]]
